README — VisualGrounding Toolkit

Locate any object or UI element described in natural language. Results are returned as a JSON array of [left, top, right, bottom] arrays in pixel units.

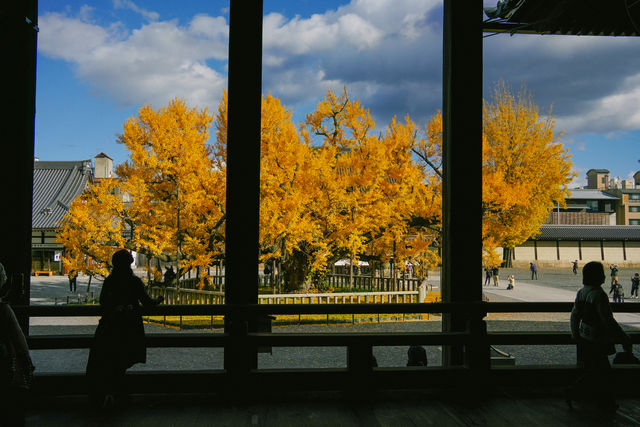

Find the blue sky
[[36, 0, 640, 187]]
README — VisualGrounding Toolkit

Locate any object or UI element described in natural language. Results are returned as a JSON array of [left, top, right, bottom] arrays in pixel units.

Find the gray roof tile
[[534, 225, 640, 241], [32, 160, 91, 229]]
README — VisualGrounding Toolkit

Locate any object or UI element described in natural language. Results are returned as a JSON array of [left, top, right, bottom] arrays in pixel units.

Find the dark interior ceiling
[[483, 0, 640, 36]]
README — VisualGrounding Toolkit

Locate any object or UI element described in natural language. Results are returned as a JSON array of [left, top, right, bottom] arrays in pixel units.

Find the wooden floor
[[20, 389, 640, 426]]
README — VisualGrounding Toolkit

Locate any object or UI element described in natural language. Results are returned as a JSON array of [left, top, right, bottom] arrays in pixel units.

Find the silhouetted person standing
[[86, 249, 163, 409], [163, 266, 176, 286], [572, 260, 578, 275], [0, 262, 35, 391], [407, 345, 428, 367], [569, 261, 632, 412]]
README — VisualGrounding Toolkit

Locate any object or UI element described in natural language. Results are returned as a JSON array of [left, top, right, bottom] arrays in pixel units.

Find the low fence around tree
[[169, 274, 427, 292], [147, 287, 425, 305]]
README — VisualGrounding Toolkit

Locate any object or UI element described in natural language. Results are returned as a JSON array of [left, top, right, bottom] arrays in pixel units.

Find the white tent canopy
[[334, 259, 369, 266]]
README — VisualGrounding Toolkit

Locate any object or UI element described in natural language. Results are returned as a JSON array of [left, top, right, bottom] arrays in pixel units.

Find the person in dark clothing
[[163, 266, 176, 286], [572, 260, 578, 275], [68, 269, 77, 292], [631, 273, 640, 299], [492, 266, 499, 286], [569, 261, 632, 412], [530, 262, 538, 280], [86, 249, 163, 409], [0, 262, 35, 391], [407, 345, 428, 367], [483, 267, 492, 286]]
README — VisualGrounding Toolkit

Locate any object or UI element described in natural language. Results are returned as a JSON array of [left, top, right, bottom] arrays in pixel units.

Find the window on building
[[630, 206, 640, 213], [630, 193, 640, 201], [586, 200, 599, 212], [630, 219, 640, 225]]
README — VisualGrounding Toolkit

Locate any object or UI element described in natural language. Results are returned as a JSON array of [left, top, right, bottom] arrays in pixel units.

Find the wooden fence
[[171, 274, 425, 292], [148, 287, 422, 305]]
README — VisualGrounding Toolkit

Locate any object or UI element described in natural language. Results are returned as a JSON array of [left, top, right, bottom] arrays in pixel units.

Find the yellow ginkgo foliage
[[57, 178, 127, 278], [414, 83, 575, 266], [116, 98, 223, 284], [302, 89, 441, 289]]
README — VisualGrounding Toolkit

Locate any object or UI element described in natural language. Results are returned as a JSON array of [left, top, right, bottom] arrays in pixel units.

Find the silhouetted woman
[[86, 249, 163, 409], [569, 261, 632, 412]]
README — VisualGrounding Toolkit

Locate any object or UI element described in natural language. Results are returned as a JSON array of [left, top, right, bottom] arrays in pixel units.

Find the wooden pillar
[[224, 0, 263, 375], [441, 0, 485, 368], [0, 0, 38, 333]]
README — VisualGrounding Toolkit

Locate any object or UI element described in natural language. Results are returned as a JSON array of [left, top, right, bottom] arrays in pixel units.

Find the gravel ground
[[33, 318, 630, 373]]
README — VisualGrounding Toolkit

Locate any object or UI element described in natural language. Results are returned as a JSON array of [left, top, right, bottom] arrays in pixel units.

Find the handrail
[[20, 301, 640, 317]]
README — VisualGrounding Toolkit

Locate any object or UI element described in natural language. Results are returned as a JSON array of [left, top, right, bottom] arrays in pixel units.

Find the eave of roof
[[565, 189, 619, 200], [484, 0, 640, 37], [533, 225, 640, 241]]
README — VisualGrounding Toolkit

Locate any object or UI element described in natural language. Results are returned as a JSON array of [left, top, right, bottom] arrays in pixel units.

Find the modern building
[[586, 168, 610, 190], [31, 154, 112, 275], [546, 188, 618, 225], [548, 168, 640, 226], [604, 170, 640, 225]]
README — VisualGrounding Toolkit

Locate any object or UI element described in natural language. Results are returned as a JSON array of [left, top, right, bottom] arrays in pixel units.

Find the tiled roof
[[566, 189, 618, 200], [534, 225, 640, 241], [32, 160, 91, 229]]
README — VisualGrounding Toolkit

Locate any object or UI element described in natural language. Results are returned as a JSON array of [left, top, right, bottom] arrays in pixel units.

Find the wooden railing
[[147, 287, 421, 305], [171, 274, 426, 292], [18, 302, 640, 396]]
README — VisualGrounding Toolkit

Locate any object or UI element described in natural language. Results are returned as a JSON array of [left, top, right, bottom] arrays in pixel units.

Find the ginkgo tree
[[59, 98, 225, 284], [58, 83, 573, 291], [57, 177, 127, 286], [413, 83, 575, 267], [301, 89, 441, 290]]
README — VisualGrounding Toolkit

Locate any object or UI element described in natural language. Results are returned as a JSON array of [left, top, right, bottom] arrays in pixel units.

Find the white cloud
[[38, 8, 228, 109], [37, 0, 640, 141], [113, 0, 159, 21]]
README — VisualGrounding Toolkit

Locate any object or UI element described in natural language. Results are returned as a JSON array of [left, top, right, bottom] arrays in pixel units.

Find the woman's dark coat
[[86, 268, 159, 398]]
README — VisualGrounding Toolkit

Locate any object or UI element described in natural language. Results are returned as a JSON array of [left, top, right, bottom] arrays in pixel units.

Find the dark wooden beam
[[441, 0, 485, 368], [224, 0, 263, 374], [0, 0, 38, 333]]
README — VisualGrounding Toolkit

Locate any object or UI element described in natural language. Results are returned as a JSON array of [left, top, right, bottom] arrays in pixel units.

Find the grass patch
[[144, 313, 440, 329]]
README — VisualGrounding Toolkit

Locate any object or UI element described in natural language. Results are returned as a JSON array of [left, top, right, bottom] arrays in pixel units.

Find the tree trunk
[[502, 247, 513, 268], [86, 274, 92, 296]]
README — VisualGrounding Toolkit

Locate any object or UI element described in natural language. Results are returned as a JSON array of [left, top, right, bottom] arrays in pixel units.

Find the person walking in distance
[[631, 273, 640, 299], [530, 262, 538, 280], [492, 266, 499, 286], [609, 264, 619, 286], [68, 269, 77, 293], [572, 260, 578, 275], [569, 261, 632, 412], [484, 267, 492, 287]]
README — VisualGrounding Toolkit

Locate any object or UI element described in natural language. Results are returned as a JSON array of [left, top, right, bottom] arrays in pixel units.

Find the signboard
[[54, 251, 62, 262]]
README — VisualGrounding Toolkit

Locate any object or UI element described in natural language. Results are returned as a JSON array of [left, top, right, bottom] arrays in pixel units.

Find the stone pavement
[[482, 267, 640, 328]]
